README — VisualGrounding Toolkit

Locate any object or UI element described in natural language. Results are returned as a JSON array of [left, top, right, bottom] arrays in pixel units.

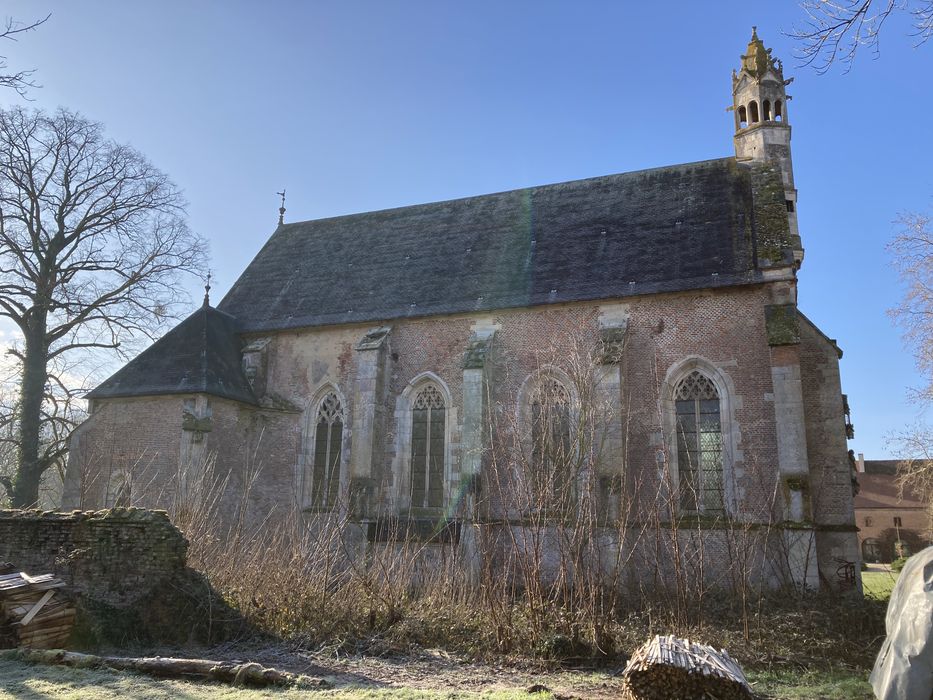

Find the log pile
[[0, 572, 74, 649], [621, 634, 753, 700]]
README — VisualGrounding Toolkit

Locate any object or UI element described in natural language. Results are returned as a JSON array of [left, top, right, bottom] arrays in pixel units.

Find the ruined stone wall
[[0, 508, 186, 606]]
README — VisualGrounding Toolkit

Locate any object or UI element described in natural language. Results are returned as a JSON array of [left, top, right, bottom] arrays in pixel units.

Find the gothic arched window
[[531, 377, 573, 509], [308, 392, 343, 509], [410, 384, 446, 510], [749, 100, 760, 123], [674, 371, 724, 514]]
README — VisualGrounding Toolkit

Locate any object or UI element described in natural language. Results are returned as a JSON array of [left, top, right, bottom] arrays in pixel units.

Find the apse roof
[[86, 304, 257, 404]]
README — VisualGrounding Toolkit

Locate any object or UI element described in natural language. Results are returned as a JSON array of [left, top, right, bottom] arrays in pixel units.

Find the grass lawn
[[0, 657, 874, 700], [745, 668, 872, 699], [861, 570, 899, 601]]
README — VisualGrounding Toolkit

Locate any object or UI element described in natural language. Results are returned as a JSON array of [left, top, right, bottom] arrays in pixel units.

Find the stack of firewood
[[0, 572, 74, 649], [621, 634, 753, 700]]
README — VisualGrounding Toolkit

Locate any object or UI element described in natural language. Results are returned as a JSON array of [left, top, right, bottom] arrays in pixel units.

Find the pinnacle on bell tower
[[731, 28, 802, 264]]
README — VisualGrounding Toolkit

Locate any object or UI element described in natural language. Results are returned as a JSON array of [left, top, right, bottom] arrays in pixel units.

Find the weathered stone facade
[[64, 31, 860, 593]]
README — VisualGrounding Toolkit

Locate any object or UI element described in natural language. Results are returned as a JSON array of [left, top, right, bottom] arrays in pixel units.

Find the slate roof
[[86, 304, 257, 404], [219, 157, 775, 333], [854, 473, 927, 511]]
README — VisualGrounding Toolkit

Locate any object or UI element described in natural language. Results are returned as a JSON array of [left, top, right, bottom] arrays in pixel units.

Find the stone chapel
[[64, 31, 860, 591]]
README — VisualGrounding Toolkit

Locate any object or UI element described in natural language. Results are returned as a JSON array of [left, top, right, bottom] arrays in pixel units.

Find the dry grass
[[0, 656, 874, 700], [150, 337, 885, 692], [173, 461, 885, 672]]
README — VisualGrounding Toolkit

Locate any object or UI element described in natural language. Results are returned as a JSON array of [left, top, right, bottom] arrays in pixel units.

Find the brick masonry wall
[[255, 284, 784, 523], [798, 318, 861, 578], [65, 395, 186, 510], [66, 394, 300, 533], [68, 282, 859, 589], [857, 507, 929, 544], [0, 508, 187, 607]]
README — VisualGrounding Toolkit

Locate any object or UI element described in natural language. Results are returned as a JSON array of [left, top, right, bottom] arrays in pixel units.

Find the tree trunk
[[0, 649, 329, 689], [12, 316, 49, 509]]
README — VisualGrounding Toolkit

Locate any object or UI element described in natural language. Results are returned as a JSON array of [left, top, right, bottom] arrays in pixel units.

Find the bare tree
[[887, 425, 933, 539], [886, 212, 933, 520], [0, 14, 49, 97], [0, 106, 207, 508], [0, 353, 88, 507], [888, 211, 933, 400], [791, 0, 933, 72]]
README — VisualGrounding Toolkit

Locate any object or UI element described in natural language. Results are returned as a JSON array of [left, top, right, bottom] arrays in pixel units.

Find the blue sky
[[2, 1, 931, 458]]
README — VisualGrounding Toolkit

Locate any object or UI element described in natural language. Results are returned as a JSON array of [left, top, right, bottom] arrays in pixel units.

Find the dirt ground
[[205, 644, 624, 699]]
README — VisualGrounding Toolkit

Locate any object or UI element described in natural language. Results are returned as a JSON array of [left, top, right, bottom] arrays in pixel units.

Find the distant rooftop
[[854, 459, 933, 510]]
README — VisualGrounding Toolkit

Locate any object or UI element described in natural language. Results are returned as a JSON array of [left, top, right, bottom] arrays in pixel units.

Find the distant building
[[854, 455, 932, 562]]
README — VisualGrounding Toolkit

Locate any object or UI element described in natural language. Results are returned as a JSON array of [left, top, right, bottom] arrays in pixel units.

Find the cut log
[[0, 649, 330, 689]]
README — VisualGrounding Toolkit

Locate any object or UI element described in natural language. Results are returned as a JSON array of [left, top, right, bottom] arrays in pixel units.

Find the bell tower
[[732, 28, 801, 264]]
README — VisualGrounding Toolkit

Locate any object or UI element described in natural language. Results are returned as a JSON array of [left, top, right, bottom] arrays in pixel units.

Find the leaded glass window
[[310, 392, 343, 509], [531, 378, 573, 508], [674, 371, 724, 514], [411, 384, 445, 510]]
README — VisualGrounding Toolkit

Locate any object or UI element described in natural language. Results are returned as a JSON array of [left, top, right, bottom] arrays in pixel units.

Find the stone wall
[[0, 508, 240, 647], [64, 395, 187, 511], [65, 283, 860, 591], [0, 508, 186, 606], [798, 316, 862, 587]]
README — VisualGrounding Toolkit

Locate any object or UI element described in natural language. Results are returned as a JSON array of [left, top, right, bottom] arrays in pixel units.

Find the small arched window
[[308, 392, 343, 509], [749, 101, 760, 124], [411, 384, 446, 510], [763, 100, 772, 121], [738, 105, 748, 128], [774, 100, 783, 122], [674, 371, 724, 514], [531, 377, 573, 509]]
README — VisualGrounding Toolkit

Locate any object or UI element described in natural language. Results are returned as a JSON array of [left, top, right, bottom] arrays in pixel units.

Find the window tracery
[[308, 392, 343, 509], [410, 383, 446, 509], [674, 370, 724, 514], [530, 377, 574, 510]]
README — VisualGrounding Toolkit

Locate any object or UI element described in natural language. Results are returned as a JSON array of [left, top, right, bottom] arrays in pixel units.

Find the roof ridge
[[272, 156, 738, 229]]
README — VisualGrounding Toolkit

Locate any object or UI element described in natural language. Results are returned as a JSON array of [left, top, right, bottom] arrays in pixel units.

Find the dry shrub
[[164, 330, 883, 670]]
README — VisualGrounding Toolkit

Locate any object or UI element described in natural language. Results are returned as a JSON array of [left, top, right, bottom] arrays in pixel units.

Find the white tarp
[[871, 546, 933, 700]]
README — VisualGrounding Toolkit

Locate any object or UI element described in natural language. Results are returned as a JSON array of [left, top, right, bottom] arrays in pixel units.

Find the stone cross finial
[[203, 271, 212, 307], [277, 189, 286, 226]]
